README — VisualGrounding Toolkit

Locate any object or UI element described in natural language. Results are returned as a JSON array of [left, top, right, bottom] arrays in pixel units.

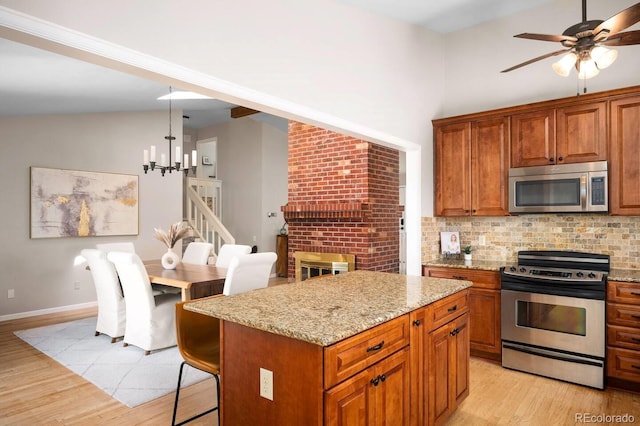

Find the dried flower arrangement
[[154, 221, 191, 248]]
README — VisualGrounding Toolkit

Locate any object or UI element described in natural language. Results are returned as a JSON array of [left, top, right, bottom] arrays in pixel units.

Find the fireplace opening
[[295, 252, 355, 281]]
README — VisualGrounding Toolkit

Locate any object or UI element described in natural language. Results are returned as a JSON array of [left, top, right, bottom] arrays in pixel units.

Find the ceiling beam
[[230, 106, 260, 118]]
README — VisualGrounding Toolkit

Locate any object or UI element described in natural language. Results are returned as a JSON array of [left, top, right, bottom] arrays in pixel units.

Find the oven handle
[[503, 344, 603, 367]]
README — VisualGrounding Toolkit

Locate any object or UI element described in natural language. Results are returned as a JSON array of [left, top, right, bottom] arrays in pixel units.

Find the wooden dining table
[[144, 261, 227, 301]]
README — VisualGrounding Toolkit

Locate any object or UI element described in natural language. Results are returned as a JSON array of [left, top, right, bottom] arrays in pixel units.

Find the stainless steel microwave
[[508, 161, 608, 214]]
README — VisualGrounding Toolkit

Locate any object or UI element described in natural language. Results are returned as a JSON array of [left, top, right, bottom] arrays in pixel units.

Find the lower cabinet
[[325, 347, 410, 426], [606, 280, 640, 390], [423, 266, 501, 361]]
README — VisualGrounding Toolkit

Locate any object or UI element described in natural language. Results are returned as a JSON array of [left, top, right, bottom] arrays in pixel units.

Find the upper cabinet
[[510, 101, 607, 168], [434, 117, 509, 217], [609, 95, 640, 215]]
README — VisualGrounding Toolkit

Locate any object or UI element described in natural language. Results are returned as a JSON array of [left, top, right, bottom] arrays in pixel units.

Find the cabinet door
[[325, 347, 410, 426], [452, 313, 470, 407], [469, 288, 501, 358], [471, 117, 509, 216], [556, 101, 607, 164], [434, 122, 471, 216], [325, 367, 374, 426], [428, 322, 452, 425], [510, 109, 556, 167], [409, 308, 428, 426], [610, 96, 640, 215]]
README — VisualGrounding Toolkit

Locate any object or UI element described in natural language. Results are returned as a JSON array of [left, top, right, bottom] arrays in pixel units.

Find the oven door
[[501, 289, 605, 358]]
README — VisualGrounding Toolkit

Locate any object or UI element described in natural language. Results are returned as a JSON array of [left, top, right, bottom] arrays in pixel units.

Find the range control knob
[[510, 266, 517, 272], [520, 267, 526, 273], [588, 272, 596, 279], [576, 272, 584, 278]]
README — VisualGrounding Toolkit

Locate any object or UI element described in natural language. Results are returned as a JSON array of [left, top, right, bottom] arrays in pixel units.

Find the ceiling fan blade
[[514, 33, 577, 43], [501, 49, 571, 73], [593, 2, 640, 37], [600, 29, 640, 46]]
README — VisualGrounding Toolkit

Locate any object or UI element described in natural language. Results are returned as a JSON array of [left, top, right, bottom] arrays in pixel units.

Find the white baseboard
[[0, 301, 98, 322]]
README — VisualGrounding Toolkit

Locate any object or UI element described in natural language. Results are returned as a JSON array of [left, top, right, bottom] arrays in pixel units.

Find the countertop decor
[[185, 270, 471, 346]]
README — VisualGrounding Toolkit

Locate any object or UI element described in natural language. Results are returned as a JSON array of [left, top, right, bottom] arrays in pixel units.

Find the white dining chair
[[182, 242, 214, 265], [215, 244, 252, 268], [223, 252, 277, 296], [81, 249, 126, 343], [107, 251, 180, 355]]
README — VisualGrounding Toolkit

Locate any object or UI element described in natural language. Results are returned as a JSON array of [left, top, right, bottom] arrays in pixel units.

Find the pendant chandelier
[[143, 86, 197, 176]]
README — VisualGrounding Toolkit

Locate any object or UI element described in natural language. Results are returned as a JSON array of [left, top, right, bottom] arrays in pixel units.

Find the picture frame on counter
[[441, 231, 460, 255]]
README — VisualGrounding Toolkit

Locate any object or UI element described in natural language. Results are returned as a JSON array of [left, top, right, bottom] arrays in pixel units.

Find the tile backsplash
[[422, 214, 640, 270]]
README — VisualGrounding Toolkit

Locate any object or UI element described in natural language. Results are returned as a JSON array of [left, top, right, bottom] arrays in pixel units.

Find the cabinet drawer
[[607, 281, 640, 305], [427, 291, 469, 332], [424, 267, 500, 290], [324, 315, 409, 389], [607, 302, 640, 328], [607, 346, 640, 383], [607, 324, 640, 351]]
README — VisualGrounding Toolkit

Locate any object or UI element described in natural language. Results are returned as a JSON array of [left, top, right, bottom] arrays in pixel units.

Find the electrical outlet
[[8, 289, 15, 299], [479, 235, 486, 246], [74, 281, 80, 290], [259, 368, 273, 401]]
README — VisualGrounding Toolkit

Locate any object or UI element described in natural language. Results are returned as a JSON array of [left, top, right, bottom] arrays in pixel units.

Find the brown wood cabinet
[[423, 266, 501, 361], [434, 117, 509, 217], [606, 280, 640, 390], [510, 102, 607, 167], [276, 234, 288, 277], [609, 95, 640, 215]]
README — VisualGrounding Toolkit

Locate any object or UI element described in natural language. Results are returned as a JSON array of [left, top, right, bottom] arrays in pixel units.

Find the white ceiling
[[0, 0, 555, 129]]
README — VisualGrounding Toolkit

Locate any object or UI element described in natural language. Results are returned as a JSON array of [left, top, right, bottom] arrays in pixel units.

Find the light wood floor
[[2, 302, 639, 425]]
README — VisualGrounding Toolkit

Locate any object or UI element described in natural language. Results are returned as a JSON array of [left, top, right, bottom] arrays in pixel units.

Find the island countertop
[[185, 269, 472, 346]]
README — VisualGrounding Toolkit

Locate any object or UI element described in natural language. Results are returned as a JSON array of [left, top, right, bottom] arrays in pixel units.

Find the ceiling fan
[[501, 0, 640, 80]]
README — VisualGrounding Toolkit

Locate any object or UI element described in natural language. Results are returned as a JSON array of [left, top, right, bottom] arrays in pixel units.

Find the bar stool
[[171, 300, 221, 426]]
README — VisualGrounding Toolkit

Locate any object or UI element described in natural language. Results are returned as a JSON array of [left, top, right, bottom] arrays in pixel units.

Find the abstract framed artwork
[[30, 167, 139, 238]]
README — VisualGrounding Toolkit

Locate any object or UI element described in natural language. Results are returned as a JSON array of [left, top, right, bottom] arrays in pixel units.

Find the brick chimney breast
[[282, 121, 401, 277]]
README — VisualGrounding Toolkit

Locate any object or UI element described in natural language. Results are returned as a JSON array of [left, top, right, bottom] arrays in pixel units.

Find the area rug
[[14, 317, 211, 408]]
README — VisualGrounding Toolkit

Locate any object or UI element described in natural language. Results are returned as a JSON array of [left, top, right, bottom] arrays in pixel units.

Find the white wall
[[196, 118, 288, 254], [0, 111, 182, 317]]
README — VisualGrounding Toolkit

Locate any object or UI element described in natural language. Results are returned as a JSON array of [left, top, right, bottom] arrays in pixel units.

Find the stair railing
[[185, 178, 234, 252]]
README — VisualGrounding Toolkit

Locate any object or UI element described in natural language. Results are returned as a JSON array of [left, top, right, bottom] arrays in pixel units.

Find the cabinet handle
[[549, 157, 554, 163], [630, 292, 640, 296], [370, 376, 380, 386], [450, 328, 459, 336], [631, 337, 640, 343], [558, 156, 564, 162], [413, 319, 421, 326], [379, 374, 386, 383], [447, 305, 458, 313], [367, 340, 385, 352], [453, 275, 467, 280], [632, 365, 640, 370], [631, 315, 640, 319]]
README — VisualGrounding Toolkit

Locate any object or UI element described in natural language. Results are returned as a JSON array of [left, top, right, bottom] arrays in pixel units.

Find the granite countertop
[[608, 268, 640, 283], [423, 258, 505, 272], [185, 270, 472, 347]]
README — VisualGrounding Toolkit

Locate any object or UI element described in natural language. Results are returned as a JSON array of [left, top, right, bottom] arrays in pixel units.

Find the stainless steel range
[[501, 251, 609, 389]]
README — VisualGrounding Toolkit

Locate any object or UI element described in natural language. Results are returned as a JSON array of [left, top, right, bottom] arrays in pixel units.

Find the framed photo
[[441, 231, 460, 254], [30, 167, 139, 238]]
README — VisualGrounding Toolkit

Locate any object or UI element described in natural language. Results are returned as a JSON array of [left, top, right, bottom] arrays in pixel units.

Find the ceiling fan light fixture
[[552, 52, 578, 77], [590, 46, 618, 69], [576, 58, 600, 79]]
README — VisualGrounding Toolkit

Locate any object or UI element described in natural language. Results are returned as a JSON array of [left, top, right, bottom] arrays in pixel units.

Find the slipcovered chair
[[107, 251, 180, 355], [181, 242, 214, 265], [215, 244, 252, 268], [81, 249, 126, 343], [223, 252, 277, 296], [171, 299, 221, 426]]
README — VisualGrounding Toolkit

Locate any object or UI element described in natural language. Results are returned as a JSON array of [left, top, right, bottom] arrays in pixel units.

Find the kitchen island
[[186, 270, 472, 425]]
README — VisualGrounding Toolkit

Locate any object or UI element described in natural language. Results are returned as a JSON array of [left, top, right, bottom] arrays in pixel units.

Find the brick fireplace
[[282, 122, 401, 278]]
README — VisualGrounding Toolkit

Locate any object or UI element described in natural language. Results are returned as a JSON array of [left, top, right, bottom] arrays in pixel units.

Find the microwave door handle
[[581, 175, 587, 210]]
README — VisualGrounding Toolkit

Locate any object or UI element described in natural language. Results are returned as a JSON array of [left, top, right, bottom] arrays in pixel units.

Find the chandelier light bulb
[[590, 46, 618, 69], [577, 59, 600, 79], [552, 52, 578, 77]]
